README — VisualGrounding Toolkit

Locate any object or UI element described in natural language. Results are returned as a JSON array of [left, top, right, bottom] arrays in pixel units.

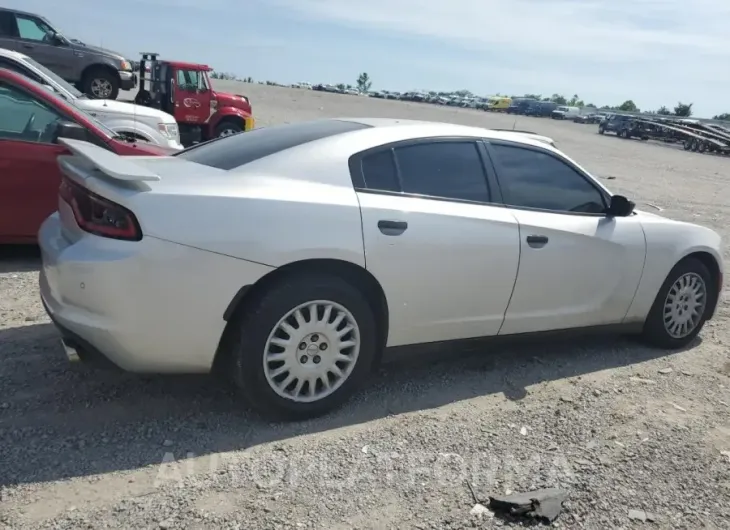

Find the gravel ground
[[1, 82, 729, 530]]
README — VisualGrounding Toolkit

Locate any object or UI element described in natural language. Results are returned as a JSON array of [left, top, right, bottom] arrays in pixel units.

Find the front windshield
[[24, 55, 84, 99]]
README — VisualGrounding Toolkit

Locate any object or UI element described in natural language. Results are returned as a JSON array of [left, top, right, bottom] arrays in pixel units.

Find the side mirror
[[53, 121, 88, 143], [49, 32, 65, 45], [606, 195, 635, 217]]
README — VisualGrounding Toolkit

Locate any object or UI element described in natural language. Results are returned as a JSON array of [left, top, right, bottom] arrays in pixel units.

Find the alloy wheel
[[90, 78, 113, 98]]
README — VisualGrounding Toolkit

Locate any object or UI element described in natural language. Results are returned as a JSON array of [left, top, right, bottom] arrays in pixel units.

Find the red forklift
[[133, 53, 255, 147]]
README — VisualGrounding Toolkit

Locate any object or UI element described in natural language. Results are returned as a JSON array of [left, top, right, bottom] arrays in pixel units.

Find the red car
[[0, 68, 172, 244]]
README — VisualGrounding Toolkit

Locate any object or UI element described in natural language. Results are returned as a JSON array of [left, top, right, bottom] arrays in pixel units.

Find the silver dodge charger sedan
[[39, 118, 724, 419]]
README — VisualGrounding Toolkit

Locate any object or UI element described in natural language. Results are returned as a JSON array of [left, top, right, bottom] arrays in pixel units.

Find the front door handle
[[378, 220, 408, 236], [526, 235, 548, 248]]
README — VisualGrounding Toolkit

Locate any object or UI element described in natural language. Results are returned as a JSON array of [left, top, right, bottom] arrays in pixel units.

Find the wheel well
[[682, 251, 722, 311], [216, 116, 244, 129], [81, 64, 119, 83], [213, 259, 390, 372]]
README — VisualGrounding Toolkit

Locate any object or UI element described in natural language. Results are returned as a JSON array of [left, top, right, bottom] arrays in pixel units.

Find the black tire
[[683, 139, 692, 151], [598, 126, 605, 135], [225, 273, 378, 420], [81, 67, 119, 100], [214, 119, 244, 138], [640, 257, 715, 349], [691, 140, 699, 152], [698, 142, 707, 153]]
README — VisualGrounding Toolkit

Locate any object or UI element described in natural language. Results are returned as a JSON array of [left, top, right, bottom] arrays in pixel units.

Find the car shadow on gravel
[[0, 322, 699, 487], [0, 245, 41, 273]]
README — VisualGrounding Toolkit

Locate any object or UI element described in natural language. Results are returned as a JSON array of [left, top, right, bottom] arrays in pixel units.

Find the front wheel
[[641, 258, 714, 349], [226, 274, 378, 420], [214, 119, 244, 138]]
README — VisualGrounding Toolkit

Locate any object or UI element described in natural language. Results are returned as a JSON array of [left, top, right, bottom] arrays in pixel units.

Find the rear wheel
[[225, 273, 378, 420], [598, 126, 605, 135], [81, 68, 119, 100], [641, 258, 714, 349]]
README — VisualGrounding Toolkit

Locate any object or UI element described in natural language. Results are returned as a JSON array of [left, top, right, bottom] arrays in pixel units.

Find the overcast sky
[[9, 0, 730, 117]]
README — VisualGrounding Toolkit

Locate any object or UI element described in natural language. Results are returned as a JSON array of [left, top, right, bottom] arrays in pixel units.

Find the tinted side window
[[490, 144, 606, 214], [361, 149, 399, 192], [393, 142, 490, 202]]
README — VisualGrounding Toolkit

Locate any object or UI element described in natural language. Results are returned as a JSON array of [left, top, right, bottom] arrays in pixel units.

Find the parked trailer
[[633, 118, 729, 154]]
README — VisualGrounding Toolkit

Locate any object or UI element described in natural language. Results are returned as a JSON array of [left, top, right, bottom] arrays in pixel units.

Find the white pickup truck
[[0, 48, 182, 150]]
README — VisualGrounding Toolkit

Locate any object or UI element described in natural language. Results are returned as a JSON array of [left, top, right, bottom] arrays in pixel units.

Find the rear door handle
[[378, 220, 408, 236], [526, 235, 548, 248]]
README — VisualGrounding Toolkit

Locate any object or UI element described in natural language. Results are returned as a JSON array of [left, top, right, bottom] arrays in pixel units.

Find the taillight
[[59, 177, 142, 241]]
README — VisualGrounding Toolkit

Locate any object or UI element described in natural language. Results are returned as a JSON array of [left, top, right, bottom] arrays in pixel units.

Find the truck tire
[[81, 67, 119, 100], [214, 118, 244, 138]]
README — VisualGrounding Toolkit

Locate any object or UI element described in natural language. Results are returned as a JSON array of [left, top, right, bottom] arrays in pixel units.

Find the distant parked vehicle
[[598, 114, 649, 140], [525, 101, 558, 117], [486, 96, 511, 112], [0, 48, 182, 148], [552, 106, 581, 120], [507, 98, 537, 115], [0, 7, 137, 99]]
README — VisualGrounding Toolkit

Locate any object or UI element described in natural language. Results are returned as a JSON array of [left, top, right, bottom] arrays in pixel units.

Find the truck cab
[[134, 54, 254, 146]]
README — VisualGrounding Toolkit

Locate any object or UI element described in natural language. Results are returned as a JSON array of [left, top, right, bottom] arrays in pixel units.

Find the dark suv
[[525, 101, 558, 117], [506, 98, 537, 115], [0, 8, 136, 99], [598, 114, 648, 139]]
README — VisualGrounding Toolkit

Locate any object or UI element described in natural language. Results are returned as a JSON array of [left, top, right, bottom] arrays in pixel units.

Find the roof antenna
[[512, 119, 517, 131]]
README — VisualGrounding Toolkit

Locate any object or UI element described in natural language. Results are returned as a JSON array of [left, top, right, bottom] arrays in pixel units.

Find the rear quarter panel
[[112, 150, 368, 269], [624, 212, 723, 321]]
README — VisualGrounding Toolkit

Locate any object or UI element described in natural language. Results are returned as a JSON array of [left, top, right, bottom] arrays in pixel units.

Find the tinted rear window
[[174, 119, 371, 170]]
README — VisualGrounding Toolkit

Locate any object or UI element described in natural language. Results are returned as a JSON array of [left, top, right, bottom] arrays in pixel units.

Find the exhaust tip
[[61, 339, 81, 363]]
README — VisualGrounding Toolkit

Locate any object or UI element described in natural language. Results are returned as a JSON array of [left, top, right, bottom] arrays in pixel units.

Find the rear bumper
[[39, 212, 275, 373]]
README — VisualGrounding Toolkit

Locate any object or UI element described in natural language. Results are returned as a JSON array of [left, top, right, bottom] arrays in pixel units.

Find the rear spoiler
[[58, 138, 161, 182]]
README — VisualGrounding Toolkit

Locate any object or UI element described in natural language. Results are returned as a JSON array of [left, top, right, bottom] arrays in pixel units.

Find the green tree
[[551, 94, 567, 104], [713, 113, 730, 121], [618, 100, 638, 112], [356, 72, 372, 93], [674, 102, 693, 117], [336, 83, 346, 91], [657, 106, 671, 115]]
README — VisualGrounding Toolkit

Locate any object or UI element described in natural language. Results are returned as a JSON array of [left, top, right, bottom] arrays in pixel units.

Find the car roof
[[333, 117, 553, 146]]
